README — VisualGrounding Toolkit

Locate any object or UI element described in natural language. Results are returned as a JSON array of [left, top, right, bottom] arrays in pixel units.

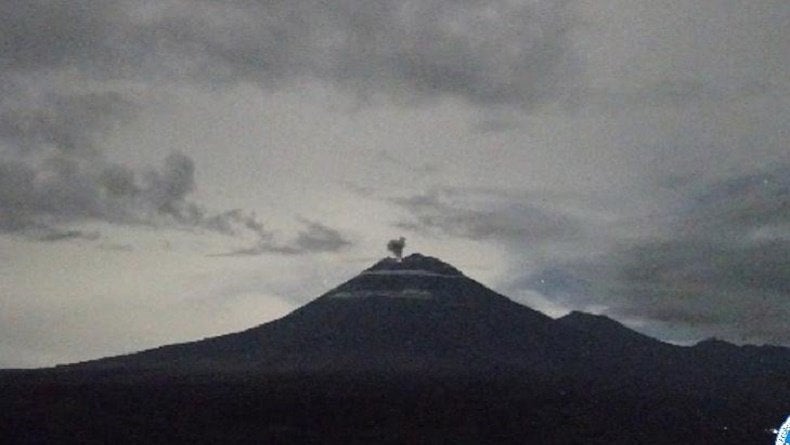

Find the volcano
[[63, 253, 556, 376], [2, 253, 788, 443]]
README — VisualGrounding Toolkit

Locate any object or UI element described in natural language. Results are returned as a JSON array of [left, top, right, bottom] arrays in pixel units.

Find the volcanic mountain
[[48, 253, 790, 387], [3, 253, 789, 443], [60, 253, 558, 375]]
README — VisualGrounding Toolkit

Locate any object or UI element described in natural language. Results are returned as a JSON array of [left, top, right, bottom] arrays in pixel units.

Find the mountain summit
[[364, 253, 464, 276]]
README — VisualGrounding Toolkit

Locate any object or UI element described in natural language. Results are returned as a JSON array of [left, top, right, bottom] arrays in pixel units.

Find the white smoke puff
[[387, 237, 406, 260]]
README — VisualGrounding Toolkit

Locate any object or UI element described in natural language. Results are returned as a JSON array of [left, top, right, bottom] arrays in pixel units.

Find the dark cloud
[[37, 229, 101, 243], [376, 150, 439, 175], [0, 160, 36, 230], [144, 152, 196, 215], [392, 189, 583, 243], [388, 168, 789, 346], [0, 92, 135, 156], [0, 147, 273, 245], [0, 1, 114, 73], [1, 0, 576, 108], [679, 166, 789, 235], [215, 219, 351, 257], [564, 79, 783, 112], [0, 0, 576, 249], [0, 37, 269, 248], [290, 220, 352, 254], [520, 166, 790, 345]]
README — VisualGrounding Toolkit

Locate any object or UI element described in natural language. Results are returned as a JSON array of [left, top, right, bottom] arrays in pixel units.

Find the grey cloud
[[2, 0, 785, 118], [0, 91, 137, 231], [0, 69, 274, 245], [216, 219, 351, 257], [392, 189, 583, 243], [100, 164, 138, 197], [679, 166, 789, 236], [0, 92, 134, 156], [38, 229, 101, 243], [1, 0, 576, 108], [376, 150, 439, 175], [390, 170, 790, 345], [98, 242, 135, 252], [0, 1, 114, 73], [565, 79, 785, 112], [290, 220, 352, 254], [521, 166, 790, 345], [0, 0, 578, 246], [0, 150, 272, 244], [0, 160, 36, 230], [145, 152, 196, 214]]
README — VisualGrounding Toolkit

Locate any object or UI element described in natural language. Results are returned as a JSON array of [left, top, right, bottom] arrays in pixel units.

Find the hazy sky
[[1, 0, 787, 367]]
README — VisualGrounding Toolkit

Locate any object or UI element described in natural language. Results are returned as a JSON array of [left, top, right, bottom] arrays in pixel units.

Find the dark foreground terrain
[[2, 371, 786, 444], [2, 255, 787, 443]]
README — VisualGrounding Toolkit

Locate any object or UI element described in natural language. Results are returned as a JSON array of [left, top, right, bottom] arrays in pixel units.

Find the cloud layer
[[393, 167, 790, 345], [0, 0, 575, 250], [1, 0, 575, 105]]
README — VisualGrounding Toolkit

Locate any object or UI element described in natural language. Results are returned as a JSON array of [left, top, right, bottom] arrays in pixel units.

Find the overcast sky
[[1, 0, 788, 367]]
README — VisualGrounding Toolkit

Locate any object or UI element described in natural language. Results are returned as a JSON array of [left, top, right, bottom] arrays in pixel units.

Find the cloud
[[678, 166, 789, 236], [215, 219, 351, 257], [520, 166, 790, 345], [392, 189, 584, 243], [289, 219, 352, 254], [1, 0, 576, 108], [0, 1, 115, 74], [0, 91, 135, 156], [38, 229, 101, 243], [0, 0, 576, 250], [0, 149, 273, 240], [388, 168, 790, 346]]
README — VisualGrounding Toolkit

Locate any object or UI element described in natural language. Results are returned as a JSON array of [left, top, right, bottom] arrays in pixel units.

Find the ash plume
[[387, 237, 406, 260]]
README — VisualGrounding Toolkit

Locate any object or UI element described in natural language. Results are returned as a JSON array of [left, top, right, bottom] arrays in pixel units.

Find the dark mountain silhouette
[[2, 253, 788, 443]]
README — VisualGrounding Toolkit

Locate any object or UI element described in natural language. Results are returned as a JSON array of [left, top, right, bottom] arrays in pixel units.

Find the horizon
[[1, 0, 788, 367]]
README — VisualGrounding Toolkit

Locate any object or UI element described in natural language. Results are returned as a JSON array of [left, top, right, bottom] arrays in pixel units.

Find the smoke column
[[387, 237, 406, 260]]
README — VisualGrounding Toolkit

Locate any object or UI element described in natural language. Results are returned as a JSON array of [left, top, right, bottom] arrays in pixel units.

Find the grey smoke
[[387, 237, 406, 260]]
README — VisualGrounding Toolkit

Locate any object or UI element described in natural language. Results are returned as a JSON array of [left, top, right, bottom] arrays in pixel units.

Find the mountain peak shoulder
[[693, 337, 737, 349], [557, 310, 615, 324], [554, 311, 658, 343]]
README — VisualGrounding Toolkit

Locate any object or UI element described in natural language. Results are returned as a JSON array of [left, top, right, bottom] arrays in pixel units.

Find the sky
[[0, 0, 787, 367]]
